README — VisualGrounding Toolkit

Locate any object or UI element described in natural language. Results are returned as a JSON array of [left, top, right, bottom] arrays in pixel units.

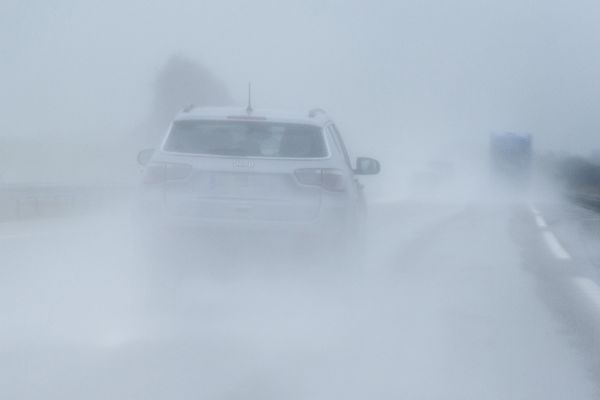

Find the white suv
[[137, 106, 380, 250]]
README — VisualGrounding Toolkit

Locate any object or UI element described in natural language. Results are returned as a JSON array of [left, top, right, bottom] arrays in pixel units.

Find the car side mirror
[[355, 157, 381, 175], [137, 149, 155, 166]]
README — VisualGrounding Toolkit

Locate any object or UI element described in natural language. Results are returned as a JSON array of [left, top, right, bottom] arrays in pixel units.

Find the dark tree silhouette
[[139, 55, 233, 146]]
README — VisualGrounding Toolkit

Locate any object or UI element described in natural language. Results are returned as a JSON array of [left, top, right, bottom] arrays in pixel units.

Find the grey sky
[[2, 0, 599, 157]]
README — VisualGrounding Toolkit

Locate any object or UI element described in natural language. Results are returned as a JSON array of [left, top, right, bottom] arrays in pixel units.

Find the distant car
[[136, 106, 380, 256]]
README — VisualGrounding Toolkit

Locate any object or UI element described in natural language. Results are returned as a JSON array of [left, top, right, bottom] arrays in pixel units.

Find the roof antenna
[[246, 82, 253, 114]]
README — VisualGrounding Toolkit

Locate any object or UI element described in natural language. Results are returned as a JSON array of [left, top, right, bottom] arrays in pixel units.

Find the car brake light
[[226, 115, 267, 121], [142, 163, 192, 184], [294, 168, 346, 192]]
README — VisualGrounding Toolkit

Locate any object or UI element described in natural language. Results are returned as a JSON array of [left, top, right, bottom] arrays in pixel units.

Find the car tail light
[[294, 168, 346, 192], [142, 163, 192, 184]]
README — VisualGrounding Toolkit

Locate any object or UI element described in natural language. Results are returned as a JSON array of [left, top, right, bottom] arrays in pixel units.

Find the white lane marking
[[535, 214, 548, 228], [543, 231, 571, 260], [573, 277, 600, 314], [529, 205, 540, 216]]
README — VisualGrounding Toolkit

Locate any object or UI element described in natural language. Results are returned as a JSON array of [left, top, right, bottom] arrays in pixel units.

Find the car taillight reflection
[[142, 163, 192, 184], [294, 168, 346, 192]]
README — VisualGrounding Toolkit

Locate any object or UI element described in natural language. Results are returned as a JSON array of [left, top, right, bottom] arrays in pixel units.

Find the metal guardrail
[[567, 193, 600, 268], [0, 184, 131, 220], [578, 217, 600, 268], [570, 193, 600, 212]]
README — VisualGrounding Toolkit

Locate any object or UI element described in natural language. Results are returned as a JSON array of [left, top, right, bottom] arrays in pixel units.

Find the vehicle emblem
[[233, 159, 255, 168]]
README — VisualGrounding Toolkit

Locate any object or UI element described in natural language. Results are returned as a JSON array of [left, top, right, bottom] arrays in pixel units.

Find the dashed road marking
[[543, 231, 571, 260], [534, 214, 548, 228], [573, 277, 600, 314], [529, 205, 540, 216], [530, 205, 600, 318]]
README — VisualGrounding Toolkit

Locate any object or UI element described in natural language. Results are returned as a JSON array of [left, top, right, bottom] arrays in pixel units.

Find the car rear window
[[163, 120, 327, 158]]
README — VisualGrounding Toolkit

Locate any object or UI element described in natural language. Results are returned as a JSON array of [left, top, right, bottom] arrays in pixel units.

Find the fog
[[3, 0, 600, 181], [2, 1, 600, 399]]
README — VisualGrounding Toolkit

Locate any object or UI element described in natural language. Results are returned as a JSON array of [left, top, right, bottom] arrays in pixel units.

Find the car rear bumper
[[135, 201, 354, 239]]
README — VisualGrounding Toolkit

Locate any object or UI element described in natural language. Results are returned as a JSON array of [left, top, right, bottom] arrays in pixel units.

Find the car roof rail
[[308, 108, 327, 118], [182, 104, 195, 113]]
